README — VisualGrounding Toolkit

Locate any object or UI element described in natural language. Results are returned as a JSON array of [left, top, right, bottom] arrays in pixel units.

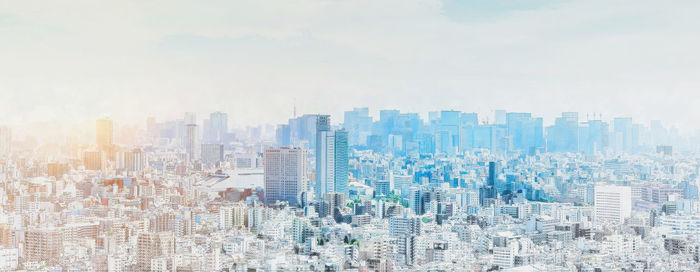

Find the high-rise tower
[[315, 115, 333, 201], [185, 124, 199, 161], [315, 115, 349, 202], [264, 147, 308, 205]]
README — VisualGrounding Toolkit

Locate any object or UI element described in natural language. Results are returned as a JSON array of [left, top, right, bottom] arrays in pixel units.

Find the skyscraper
[[96, 118, 113, 159], [459, 112, 478, 152], [494, 110, 506, 125], [546, 112, 579, 153], [379, 110, 400, 149], [315, 115, 334, 201], [208, 111, 228, 143], [343, 107, 372, 146], [613, 117, 635, 154], [438, 110, 460, 155], [315, 115, 349, 201], [264, 147, 308, 205], [185, 124, 199, 161], [506, 112, 544, 154], [275, 124, 291, 147], [579, 119, 608, 155], [488, 161, 497, 186], [479, 161, 498, 207], [286, 114, 320, 150], [334, 129, 349, 195], [409, 187, 423, 215]]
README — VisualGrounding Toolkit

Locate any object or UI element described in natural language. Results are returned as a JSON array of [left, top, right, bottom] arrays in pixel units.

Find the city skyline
[[3, 1, 700, 271], [3, 107, 696, 145]]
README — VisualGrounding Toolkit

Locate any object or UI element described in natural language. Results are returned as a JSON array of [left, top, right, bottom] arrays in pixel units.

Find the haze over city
[[2, 0, 700, 133], [2, 1, 700, 272]]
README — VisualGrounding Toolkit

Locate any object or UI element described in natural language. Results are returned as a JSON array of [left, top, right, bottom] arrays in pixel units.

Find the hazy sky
[[2, 0, 700, 132]]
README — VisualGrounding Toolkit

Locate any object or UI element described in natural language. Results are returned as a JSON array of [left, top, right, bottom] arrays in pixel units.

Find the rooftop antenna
[[293, 98, 297, 118]]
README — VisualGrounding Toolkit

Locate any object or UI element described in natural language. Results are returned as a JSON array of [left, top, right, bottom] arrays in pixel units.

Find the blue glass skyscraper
[[315, 115, 349, 201]]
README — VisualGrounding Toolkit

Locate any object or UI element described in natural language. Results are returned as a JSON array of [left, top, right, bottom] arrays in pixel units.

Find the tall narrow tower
[[315, 115, 333, 201], [185, 124, 199, 161], [315, 115, 349, 203]]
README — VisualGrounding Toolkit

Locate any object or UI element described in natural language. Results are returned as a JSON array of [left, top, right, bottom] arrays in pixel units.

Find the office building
[[234, 153, 259, 169], [613, 117, 636, 154], [479, 162, 498, 206], [201, 143, 224, 165], [185, 124, 199, 161], [219, 203, 247, 229], [47, 162, 69, 178], [315, 115, 349, 201], [83, 150, 104, 171], [389, 216, 421, 238], [595, 184, 632, 224], [506, 113, 544, 154], [547, 112, 579, 153], [343, 107, 373, 146], [264, 147, 308, 205], [116, 148, 147, 172], [579, 119, 608, 155], [25, 228, 63, 264], [0, 247, 18, 271], [275, 124, 291, 147], [438, 110, 460, 155], [204, 111, 228, 144]]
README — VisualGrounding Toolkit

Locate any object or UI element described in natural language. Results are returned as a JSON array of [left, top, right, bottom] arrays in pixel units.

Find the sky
[[1, 0, 700, 135]]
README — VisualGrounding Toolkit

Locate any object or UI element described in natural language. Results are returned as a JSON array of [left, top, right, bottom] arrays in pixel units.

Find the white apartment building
[[594, 184, 632, 224]]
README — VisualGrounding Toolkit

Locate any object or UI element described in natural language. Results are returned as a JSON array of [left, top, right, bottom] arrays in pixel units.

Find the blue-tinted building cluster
[[276, 108, 679, 157]]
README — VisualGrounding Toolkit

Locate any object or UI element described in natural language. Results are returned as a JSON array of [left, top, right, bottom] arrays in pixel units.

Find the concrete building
[[315, 115, 349, 201], [219, 204, 247, 229], [264, 147, 308, 205], [24, 228, 63, 264], [0, 247, 18, 270], [594, 184, 632, 224], [201, 143, 224, 165], [136, 232, 176, 272], [83, 150, 105, 171], [185, 124, 199, 162]]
